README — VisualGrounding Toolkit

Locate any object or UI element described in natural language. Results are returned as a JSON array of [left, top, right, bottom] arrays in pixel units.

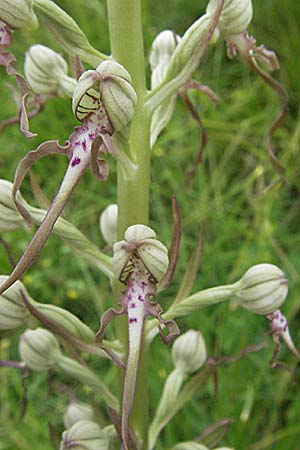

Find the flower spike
[[96, 224, 179, 450]]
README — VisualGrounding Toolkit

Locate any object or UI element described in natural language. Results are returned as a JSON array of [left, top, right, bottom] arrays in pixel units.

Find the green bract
[[32, 0, 105, 66], [0, 0, 38, 30]]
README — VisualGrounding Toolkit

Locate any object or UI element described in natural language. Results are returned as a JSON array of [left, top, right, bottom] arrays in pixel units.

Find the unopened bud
[[0, 179, 26, 232], [19, 328, 61, 371], [207, 0, 253, 36], [99, 204, 118, 246], [25, 45, 76, 97], [72, 60, 137, 132], [60, 420, 108, 450], [0, 276, 29, 330], [172, 442, 209, 450], [0, 0, 38, 30], [233, 264, 288, 315], [150, 30, 181, 87], [172, 330, 207, 373], [64, 401, 95, 429], [113, 224, 169, 283], [149, 30, 180, 146]]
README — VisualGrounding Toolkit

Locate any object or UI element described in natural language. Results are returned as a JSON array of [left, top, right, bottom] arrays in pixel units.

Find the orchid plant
[[0, 0, 298, 449]]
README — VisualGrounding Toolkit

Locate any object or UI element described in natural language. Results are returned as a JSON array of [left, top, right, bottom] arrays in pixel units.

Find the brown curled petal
[[180, 87, 207, 187], [95, 306, 126, 342], [145, 300, 180, 344], [96, 159, 110, 181], [157, 316, 180, 344], [100, 133, 116, 157], [13, 140, 72, 227], [90, 135, 110, 181], [20, 92, 36, 138], [2, 54, 36, 138], [158, 195, 181, 292], [186, 79, 219, 106], [248, 57, 287, 181]]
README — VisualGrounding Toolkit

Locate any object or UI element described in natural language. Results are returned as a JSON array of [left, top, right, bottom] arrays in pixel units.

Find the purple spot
[[129, 317, 137, 324], [140, 282, 146, 291], [82, 139, 87, 151], [130, 303, 136, 308], [131, 287, 135, 293], [71, 157, 81, 167], [137, 294, 144, 302], [127, 294, 132, 301], [88, 133, 95, 141]]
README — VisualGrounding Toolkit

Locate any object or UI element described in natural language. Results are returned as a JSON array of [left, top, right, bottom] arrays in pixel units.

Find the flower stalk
[[107, 1, 152, 447]]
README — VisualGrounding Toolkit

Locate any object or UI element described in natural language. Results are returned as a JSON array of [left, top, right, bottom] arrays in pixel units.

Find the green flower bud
[[149, 30, 180, 147], [0, 276, 29, 330], [112, 224, 169, 283], [150, 30, 181, 88], [25, 45, 76, 97], [233, 264, 288, 315], [60, 420, 109, 450], [172, 330, 207, 373], [0, 0, 38, 30], [64, 402, 95, 429], [19, 328, 61, 371], [72, 61, 137, 132], [99, 204, 118, 246], [33, 0, 104, 66], [0, 179, 26, 232], [172, 443, 209, 450], [207, 0, 253, 36]]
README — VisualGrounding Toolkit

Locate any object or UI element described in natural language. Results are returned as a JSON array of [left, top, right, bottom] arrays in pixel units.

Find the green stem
[[107, 0, 151, 447]]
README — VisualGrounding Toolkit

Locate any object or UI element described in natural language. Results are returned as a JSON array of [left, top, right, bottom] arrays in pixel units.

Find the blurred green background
[[0, 0, 300, 449]]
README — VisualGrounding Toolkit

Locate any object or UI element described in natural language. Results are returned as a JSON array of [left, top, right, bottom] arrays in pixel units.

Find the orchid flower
[[96, 225, 179, 450], [0, 60, 137, 297]]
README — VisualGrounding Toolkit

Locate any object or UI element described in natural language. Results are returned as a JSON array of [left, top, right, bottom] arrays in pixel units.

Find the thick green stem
[[107, 0, 151, 447]]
